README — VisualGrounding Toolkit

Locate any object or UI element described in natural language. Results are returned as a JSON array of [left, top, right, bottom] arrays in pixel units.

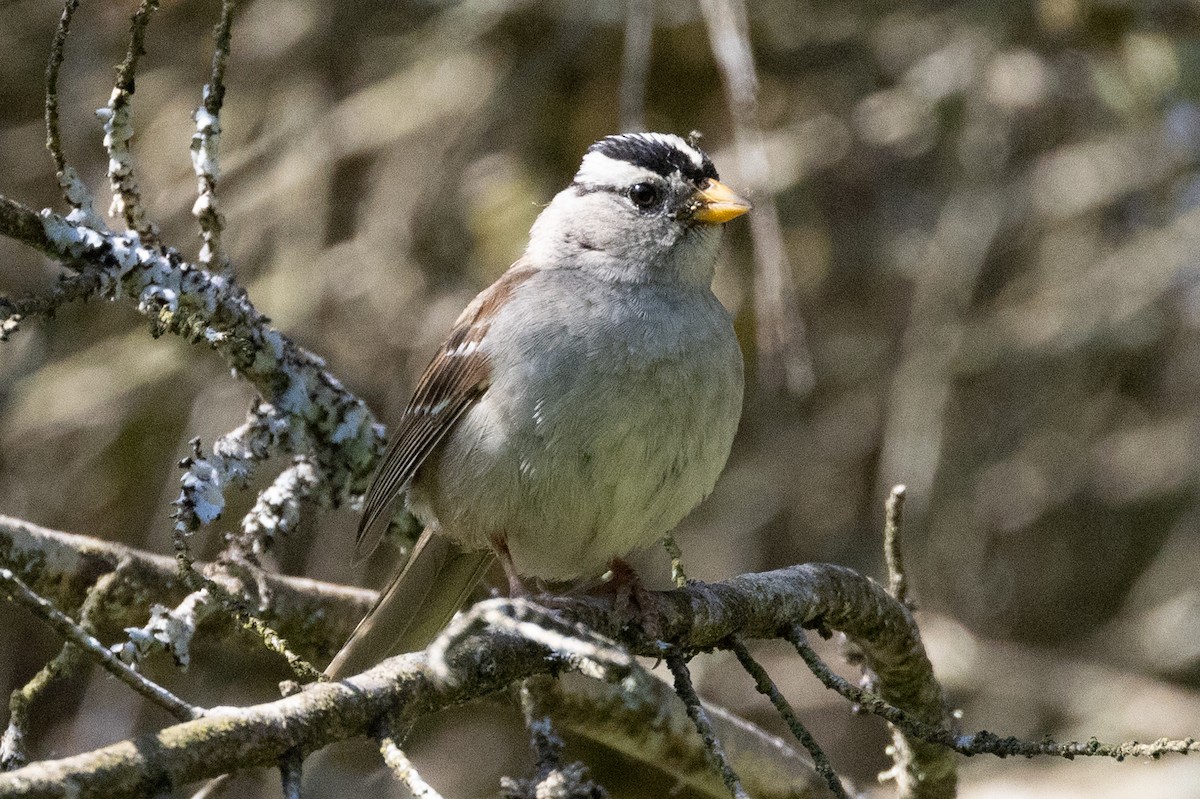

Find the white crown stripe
[[575, 152, 664, 187]]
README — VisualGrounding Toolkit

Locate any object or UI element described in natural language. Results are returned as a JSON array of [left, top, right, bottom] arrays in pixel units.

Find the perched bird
[[326, 132, 750, 678]]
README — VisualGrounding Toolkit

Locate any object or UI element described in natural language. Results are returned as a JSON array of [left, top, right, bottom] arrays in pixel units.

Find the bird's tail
[[325, 529, 495, 679]]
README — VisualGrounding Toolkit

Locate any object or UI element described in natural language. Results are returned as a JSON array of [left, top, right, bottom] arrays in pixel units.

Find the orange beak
[[691, 178, 752, 225]]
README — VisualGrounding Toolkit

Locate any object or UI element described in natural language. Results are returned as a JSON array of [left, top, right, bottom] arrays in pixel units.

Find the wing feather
[[355, 265, 537, 558]]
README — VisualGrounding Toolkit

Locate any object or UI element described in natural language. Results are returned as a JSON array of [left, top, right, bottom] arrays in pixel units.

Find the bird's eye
[[628, 182, 661, 209]]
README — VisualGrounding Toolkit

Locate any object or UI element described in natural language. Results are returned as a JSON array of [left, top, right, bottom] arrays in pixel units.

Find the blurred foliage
[[4, 0, 1200, 796]]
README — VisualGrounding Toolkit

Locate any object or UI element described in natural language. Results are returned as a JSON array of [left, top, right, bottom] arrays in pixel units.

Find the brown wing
[[355, 265, 537, 559]]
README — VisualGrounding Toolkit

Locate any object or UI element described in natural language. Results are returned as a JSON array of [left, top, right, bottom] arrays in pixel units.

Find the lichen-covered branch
[[99, 0, 161, 239], [0, 193, 382, 522], [0, 567, 201, 723], [0, 555, 944, 799], [191, 0, 238, 272], [43, 0, 102, 227], [0, 515, 374, 663]]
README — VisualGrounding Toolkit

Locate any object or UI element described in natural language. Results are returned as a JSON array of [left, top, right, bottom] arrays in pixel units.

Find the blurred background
[[3, 0, 1200, 796]]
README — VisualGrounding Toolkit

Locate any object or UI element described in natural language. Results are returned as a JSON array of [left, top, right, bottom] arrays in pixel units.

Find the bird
[[325, 132, 750, 679]]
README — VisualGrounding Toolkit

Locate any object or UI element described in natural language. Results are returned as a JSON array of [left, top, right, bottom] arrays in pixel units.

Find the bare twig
[[618, 0, 653, 132], [727, 637, 850, 799], [0, 567, 201, 723], [665, 651, 750, 799], [43, 0, 77, 179], [192, 0, 238, 273], [788, 627, 951, 799], [697, 0, 814, 396], [788, 627, 1200, 764], [884, 484, 910, 607]]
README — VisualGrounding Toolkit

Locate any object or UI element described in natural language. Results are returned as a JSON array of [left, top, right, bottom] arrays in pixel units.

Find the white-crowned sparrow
[[326, 132, 750, 678]]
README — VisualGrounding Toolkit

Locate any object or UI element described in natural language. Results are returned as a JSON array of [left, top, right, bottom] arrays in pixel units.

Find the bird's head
[[526, 132, 751, 287]]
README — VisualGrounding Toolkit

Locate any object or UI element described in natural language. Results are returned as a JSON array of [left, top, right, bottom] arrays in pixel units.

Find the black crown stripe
[[588, 134, 719, 184]]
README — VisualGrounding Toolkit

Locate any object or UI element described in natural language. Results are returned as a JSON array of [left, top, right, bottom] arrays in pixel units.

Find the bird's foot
[[602, 558, 663, 640]]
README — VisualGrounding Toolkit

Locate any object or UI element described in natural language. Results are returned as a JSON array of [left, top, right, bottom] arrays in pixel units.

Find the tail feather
[[325, 530, 494, 679]]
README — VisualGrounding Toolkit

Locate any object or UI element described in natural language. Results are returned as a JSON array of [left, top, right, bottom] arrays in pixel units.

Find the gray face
[[524, 133, 726, 288]]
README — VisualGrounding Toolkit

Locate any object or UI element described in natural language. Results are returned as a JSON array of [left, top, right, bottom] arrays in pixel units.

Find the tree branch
[[0, 554, 944, 798], [0, 514, 373, 662], [0, 568, 201, 723]]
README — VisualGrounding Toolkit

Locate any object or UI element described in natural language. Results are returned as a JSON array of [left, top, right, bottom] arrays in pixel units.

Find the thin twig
[[665, 651, 750, 799], [43, 0, 77, 178], [0, 567, 201, 722], [727, 637, 850, 799], [44, 0, 102, 225], [378, 728, 444, 799], [173, 537, 325, 683], [662, 531, 688, 588], [0, 266, 105, 342], [618, 0, 653, 132], [787, 627, 1199, 763], [1, 566, 129, 770], [884, 484, 910, 607], [99, 0, 161, 239], [278, 748, 302, 799], [192, 0, 238, 273]]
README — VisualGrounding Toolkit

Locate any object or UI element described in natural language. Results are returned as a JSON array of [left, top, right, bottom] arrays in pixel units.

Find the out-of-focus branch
[[697, 0, 814, 397], [533, 672, 826, 799], [618, 0, 653, 132]]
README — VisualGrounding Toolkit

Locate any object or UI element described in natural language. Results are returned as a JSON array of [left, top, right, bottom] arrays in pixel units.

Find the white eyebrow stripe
[[574, 152, 663, 187]]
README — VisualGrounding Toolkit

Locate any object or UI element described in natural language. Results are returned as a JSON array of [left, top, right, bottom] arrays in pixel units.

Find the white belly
[[407, 270, 743, 581]]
